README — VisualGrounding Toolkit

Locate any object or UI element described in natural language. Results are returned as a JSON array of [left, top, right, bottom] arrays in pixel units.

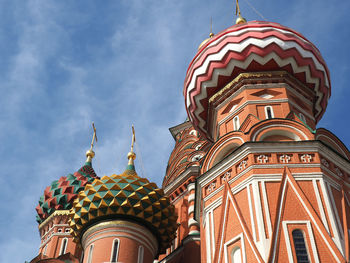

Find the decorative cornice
[[39, 210, 70, 231]]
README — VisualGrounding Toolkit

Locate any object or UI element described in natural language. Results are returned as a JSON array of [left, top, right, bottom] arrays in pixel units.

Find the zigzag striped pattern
[[184, 21, 331, 139]]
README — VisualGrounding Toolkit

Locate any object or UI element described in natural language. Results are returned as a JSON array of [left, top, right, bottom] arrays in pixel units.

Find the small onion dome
[[184, 21, 331, 140], [35, 162, 98, 224], [69, 168, 178, 254]]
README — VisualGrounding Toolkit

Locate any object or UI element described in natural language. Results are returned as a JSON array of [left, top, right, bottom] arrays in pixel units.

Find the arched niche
[[211, 143, 240, 167], [259, 129, 300, 142]]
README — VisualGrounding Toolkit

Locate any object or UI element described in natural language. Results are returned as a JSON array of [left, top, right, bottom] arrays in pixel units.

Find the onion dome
[[36, 124, 99, 224], [35, 161, 98, 224], [69, 128, 178, 254], [184, 21, 331, 140]]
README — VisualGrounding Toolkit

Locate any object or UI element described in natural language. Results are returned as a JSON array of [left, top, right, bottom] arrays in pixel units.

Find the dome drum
[[184, 21, 331, 140], [69, 172, 178, 254]]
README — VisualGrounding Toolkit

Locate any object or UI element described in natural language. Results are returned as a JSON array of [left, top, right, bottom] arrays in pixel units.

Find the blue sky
[[0, 0, 349, 262]]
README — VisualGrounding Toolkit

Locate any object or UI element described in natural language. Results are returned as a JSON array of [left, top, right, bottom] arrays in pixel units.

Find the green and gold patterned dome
[[69, 129, 178, 254]]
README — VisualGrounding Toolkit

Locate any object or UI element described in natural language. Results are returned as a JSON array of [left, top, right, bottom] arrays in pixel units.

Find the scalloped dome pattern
[[36, 163, 98, 224], [184, 21, 331, 139], [69, 172, 178, 253]]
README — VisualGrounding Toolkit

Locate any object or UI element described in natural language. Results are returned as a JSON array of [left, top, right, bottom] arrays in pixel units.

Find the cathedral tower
[[161, 12, 349, 263]]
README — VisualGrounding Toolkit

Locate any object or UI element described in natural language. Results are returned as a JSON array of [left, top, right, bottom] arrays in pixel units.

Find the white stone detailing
[[257, 155, 268, 163], [280, 154, 291, 163], [207, 182, 216, 193], [238, 160, 248, 170], [187, 183, 196, 192], [301, 154, 312, 163], [188, 193, 195, 203]]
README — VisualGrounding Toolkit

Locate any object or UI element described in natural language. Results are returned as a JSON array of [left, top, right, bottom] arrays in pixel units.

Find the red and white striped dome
[[184, 21, 331, 139]]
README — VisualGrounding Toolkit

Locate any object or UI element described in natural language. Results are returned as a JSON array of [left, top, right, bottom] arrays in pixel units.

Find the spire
[[85, 122, 97, 165], [198, 18, 215, 50], [126, 125, 136, 171], [209, 17, 214, 38], [235, 0, 247, 24]]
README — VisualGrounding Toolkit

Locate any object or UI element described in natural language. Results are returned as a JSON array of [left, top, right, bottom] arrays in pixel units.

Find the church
[[29, 6, 350, 263]]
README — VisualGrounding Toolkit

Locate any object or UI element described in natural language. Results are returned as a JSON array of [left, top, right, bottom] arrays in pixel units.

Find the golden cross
[[235, 0, 241, 16], [90, 122, 97, 151], [130, 125, 135, 153]]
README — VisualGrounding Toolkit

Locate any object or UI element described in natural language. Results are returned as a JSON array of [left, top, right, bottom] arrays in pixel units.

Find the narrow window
[[299, 113, 306, 123], [292, 229, 309, 263], [87, 244, 94, 263], [110, 239, 120, 262], [231, 246, 242, 263], [59, 238, 68, 256], [265, 106, 274, 119], [43, 244, 48, 256], [233, 116, 240, 131], [137, 246, 144, 263]]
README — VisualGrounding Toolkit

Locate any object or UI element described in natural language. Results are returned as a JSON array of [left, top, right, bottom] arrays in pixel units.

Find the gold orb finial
[[236, 15, 247, 24], [86, 122, 97, 163], [234, 0, 247, 25]]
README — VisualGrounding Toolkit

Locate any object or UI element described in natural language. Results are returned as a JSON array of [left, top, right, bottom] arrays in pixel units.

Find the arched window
[[137, 246, 144, 263], [265, 106, 274, 119], [110, 239, 120, 262], [59, 238, 68, 256], [87, 244, 94, 263], [292, 229, 309, 263], [231, 246, 242, 263], [233, 116, 240, 131]]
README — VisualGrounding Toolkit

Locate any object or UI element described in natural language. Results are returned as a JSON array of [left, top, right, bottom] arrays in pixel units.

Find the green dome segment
[[69, 172, 178, 254], [35, 163, 99, 224]]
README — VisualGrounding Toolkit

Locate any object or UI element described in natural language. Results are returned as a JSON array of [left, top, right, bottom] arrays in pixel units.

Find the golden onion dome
[[69, 126, 178, 254]]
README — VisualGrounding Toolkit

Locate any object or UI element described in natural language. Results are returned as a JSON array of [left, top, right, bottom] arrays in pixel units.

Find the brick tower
[[160, 15, 350, 263]]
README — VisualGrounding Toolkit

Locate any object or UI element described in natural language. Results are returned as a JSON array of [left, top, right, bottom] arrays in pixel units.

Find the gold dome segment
[[69, 126, 178, 254]]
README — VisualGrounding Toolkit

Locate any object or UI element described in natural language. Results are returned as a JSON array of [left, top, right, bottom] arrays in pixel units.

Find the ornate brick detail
[[279, 154, 292, 163], [257, 154, 269, 164], [207, 181, 216, 194], [238, 160, 248, 171], [221, 171, 231, 183], [321, 158, 330, 168], [300, 154, 313, 163]]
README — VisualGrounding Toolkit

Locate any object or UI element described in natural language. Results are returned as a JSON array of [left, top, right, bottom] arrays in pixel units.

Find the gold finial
[[127, 125, 136, 167], [209, 17, 214, 38], [235, 0, 247, 24], [198, 18, 215, 50], [86, 122, 97, 163]]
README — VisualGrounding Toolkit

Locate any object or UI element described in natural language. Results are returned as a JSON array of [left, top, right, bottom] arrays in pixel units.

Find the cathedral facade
[[30, 15, 350, 263]]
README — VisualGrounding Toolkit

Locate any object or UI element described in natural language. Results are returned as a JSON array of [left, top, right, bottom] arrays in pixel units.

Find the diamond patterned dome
[[69, 169, 178, 253], [35, 162, 98, 224]]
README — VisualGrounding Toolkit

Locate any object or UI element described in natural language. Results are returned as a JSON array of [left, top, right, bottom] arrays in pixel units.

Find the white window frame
[[59, 237, 68, 256], [233, 116, 240, 131], [43, 244, 48, 256], [231, 246, 242, 263], [265, 106, 274, 119], [137, 246, 144, 263], [87, 244, 94, 263], [110, 238, 120, 263]]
